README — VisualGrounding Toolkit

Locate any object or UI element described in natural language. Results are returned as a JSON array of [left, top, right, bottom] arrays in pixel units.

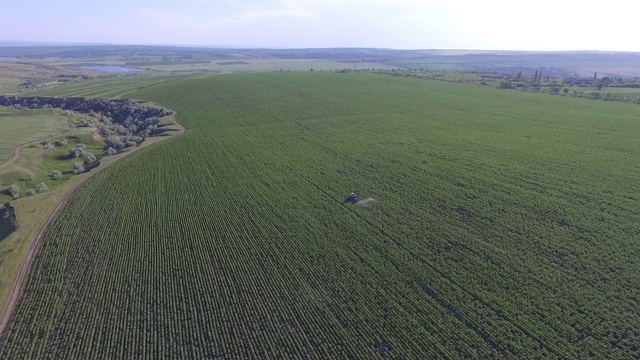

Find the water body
[[0, 57, 17, 61], [80, 65, 142, 73]]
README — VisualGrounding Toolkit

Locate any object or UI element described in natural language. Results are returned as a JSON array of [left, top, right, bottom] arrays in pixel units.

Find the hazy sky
[[3, 0, 638, 50]]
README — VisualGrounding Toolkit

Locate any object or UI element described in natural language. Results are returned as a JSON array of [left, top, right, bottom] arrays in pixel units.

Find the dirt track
[[0, 145, 24, 172], [0, 118, 185, 339]]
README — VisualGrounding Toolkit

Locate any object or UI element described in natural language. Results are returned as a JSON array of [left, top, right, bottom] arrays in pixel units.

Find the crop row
[[1, 73, 639, 358]]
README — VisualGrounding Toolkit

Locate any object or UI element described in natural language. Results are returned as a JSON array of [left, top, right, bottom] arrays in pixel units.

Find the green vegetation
[[0, 62, 98, 95], [142, 59, 395, 73], [36, 74, 188, 98], [216, 60, 250, 65], [1, 73, 639, 358], [0, 106, 182, 330], [0, 108, 69, 164], [0, 132, 104, 203]]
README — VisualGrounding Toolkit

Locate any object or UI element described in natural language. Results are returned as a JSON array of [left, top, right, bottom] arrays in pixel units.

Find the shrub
[[83, 152, 97, 164], [52, 170, 63, 180], [73, 162, 85, 174], [69, 145, 86, 158], [35, 183, 49, 193], [5, 184, 20, 199], [103, 147, 117, 156], [498, 80, 513, 89], [26, 189, 36, 196], [56, 138, 68, 146]]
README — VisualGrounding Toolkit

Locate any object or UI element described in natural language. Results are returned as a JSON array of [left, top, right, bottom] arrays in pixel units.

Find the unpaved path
[[0, 117, 185, 339], [0, 143, 31, 172]]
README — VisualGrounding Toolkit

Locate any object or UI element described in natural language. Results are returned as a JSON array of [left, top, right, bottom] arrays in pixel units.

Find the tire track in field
[[0, 116, 186, 341]]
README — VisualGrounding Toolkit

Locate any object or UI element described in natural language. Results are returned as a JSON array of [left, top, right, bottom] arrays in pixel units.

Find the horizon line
[[0, 40, 638, 53]]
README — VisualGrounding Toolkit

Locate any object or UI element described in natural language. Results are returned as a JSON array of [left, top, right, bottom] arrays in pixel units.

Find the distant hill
[[1, 44, 639, 76]]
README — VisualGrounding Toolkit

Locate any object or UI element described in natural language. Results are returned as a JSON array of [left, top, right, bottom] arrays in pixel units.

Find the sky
[[2, 0, 639, 51]]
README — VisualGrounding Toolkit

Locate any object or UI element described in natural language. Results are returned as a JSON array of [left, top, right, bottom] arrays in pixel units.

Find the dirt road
[[0, 145, 24, 172]]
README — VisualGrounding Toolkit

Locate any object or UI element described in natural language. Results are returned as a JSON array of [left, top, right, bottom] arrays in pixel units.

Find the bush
[[498, 80, 513, 89], [103, 147, 117, 156], [52, 170, 63, 180], [56, 138, 68, 146], [73, 162, 85, 174], [4, 184, 20, 199], [26, 189, 36, 196], [35, 183, 49, 193], [83, 152, 97, 164], [69, 145, 86, 158]]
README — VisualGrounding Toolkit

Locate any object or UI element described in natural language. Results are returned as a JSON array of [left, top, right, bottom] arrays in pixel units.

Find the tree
[[550, 87, 561, 95], [563, 88, 570, 95], [593, 72, 598, 82], [6, 184, 20, 199], [35, 183, 49, 194], [498, 80, 513, 89], [69, 146, 86, 158], [73, 162, 85, 174], [599, 77, 612, 87], [83, 152, 97, 164], [533, 70, 539, 83]]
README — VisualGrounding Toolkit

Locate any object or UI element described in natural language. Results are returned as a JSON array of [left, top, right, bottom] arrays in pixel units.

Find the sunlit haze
[[2, 0, 640, 50]]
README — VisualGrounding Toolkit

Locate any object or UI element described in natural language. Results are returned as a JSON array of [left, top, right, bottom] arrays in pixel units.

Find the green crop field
[[141, 59, 396, 73], [36, 74, 189, 99], [0, 108, 69, 165], [1, 73, 639, 358]]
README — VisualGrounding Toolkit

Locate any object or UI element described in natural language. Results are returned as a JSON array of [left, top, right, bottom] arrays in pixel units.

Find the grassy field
[[140, 59, 397, 73], [1, 73, 639, 358], [390, 53, 640, 77], [36, 74, 190, 98], [0, 132, 104, 203], [0, 62, 99, 95], [0, 108, 69, 165]]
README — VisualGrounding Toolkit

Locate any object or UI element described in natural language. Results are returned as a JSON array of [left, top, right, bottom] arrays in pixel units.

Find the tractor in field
[[345, 192, 359, 204]]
